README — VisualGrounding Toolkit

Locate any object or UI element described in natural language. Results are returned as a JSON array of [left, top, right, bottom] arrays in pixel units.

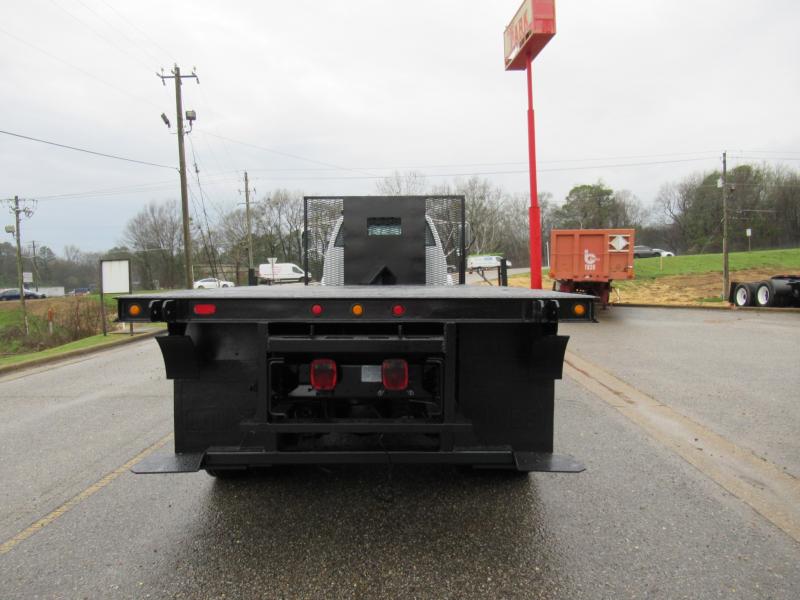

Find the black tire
[[206, 468, 248, 479], [733, 283, 755, 307], [754, 281, 773, 307]]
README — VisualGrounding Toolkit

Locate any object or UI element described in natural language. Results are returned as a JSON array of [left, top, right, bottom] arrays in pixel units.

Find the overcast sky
[[1, 0, 798, 253]]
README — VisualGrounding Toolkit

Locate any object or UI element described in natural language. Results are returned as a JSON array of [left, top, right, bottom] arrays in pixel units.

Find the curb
[[611, 303, 800, 313], [0, 329, 162, 376]]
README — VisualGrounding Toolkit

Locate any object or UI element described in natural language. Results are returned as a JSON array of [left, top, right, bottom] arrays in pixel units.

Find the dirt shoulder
[[505, 268, 795, 307]]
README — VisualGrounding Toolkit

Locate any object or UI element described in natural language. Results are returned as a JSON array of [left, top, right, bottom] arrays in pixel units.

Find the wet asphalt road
[[1, 309, 799, 599], [562, 307, 800, 478]]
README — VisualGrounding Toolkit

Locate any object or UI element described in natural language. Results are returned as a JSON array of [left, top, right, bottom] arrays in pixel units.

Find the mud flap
[[513, 452, 585, 473], [131, 452, 204, 474]]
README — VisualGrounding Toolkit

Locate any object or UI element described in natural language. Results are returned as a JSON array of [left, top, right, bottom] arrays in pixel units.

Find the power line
[[199, 131, 376, 177], [0, 129, 176, 170], [46, 0, 155, 73], [730, 155, 800, 161], [99, 0, 178, 64], [0, 24, 161, 110], [242, 156, 720, 182], [74, 0, 165, 67], [187, 135, 222, 278]]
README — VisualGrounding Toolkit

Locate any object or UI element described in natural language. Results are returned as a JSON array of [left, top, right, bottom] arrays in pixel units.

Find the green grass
[[0, 333, 133, 368], [631, 248, 800, 280]]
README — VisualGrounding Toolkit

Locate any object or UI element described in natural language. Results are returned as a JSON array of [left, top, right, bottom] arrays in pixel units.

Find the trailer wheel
[[733, 283, 755, 307], [755, 281, 773, 307]]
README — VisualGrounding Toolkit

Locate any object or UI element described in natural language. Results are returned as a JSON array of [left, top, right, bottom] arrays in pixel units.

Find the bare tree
[[375, 170, 428, 195], [122, 200, 183, 288]]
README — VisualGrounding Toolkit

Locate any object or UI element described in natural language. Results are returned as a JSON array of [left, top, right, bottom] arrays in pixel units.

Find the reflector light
[[351, 304, 364, 316], [391, 304, 406, 317], [310, 358, 337, 390], [572, 303, 586, 317], [193, 303, 217, 315], [128, 303, 142, 317], [382, 359, 408, 391], [311, 304, 323, 316]]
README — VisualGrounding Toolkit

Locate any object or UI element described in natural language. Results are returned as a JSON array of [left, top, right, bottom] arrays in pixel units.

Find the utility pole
[[244, 171, 255, 285], [7, 196, 35, 334], [30, 240, 39, 291], [721, 151, 729, 300], [158, 64, 199, 289]]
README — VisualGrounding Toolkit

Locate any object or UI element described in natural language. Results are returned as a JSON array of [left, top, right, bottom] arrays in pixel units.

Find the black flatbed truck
[[118, 196, 594, 475]]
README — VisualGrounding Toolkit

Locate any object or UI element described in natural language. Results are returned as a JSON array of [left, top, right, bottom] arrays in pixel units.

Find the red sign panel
[[503, 0, 556, 71]]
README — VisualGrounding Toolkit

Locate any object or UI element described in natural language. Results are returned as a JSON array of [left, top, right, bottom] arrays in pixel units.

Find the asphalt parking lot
[[1, 307, 798, 599]]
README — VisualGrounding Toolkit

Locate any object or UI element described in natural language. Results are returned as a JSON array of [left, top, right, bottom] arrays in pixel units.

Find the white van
[[467, 255, 511, 274], [258, 262, 309, 284]]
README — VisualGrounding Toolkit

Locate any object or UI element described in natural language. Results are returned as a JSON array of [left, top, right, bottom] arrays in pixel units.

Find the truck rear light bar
[[310, 358, 337, 390], [118, 294, 595, 323], [382, 358, 409, 390]]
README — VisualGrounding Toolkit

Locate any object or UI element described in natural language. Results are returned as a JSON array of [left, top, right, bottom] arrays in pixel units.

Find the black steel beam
[[238, 421, 472, 434], [266, 337, 444, 354]]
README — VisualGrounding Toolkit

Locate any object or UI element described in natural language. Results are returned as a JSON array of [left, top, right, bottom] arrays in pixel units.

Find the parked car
[[193, 277, 235, 289], [70, 287, 91, 296], [633, 245, 661, 258], [0, 288, 47, 301], [652, 248, 675, 257]]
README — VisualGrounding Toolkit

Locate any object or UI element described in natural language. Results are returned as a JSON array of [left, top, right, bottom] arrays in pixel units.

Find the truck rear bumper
[[132, 449, 584, 473]]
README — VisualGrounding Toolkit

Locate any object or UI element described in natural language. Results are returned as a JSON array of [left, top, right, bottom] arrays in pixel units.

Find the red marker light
[[382, 359, 408, 390], [391, 304, 406, 317], [310, 358, 337, 390], [193, 303, 217, 315], [311, 304, 323, 316]]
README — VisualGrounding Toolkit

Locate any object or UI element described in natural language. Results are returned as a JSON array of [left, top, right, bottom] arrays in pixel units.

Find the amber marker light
[[572, 303, 586, 317], [128, 303, 142, 317], [351, 303, 364, 316]]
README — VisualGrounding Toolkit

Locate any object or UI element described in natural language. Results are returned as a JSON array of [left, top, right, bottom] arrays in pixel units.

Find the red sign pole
[[526, 58, 542, 289], [504, 0, 554, 288]]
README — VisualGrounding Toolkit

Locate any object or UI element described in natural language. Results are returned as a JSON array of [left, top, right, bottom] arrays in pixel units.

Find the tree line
[[2, 162, 797, 290]]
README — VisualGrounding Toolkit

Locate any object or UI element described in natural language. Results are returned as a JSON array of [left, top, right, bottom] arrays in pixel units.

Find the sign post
[[99, 259, 132, 336], [504, 0, 556, 289], [268, 257, 277, 286]]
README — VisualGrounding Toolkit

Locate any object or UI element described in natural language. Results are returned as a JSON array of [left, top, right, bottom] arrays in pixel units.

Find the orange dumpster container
[[549, 229, 635, 305]]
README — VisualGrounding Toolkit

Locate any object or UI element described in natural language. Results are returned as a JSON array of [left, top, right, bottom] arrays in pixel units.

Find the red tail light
[[382, 359, 408, 390], [391, 304, 406, 316], [310, 358, 337, 390], [193, 303, 217, 315]]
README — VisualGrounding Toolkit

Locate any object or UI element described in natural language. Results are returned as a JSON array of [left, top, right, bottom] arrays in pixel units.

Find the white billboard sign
[[101, 259, 131, 294], [23, 271, 33, 283]]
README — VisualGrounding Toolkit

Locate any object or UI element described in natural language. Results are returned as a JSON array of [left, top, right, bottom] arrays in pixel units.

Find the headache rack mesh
[[303, 195, 466, 284]]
